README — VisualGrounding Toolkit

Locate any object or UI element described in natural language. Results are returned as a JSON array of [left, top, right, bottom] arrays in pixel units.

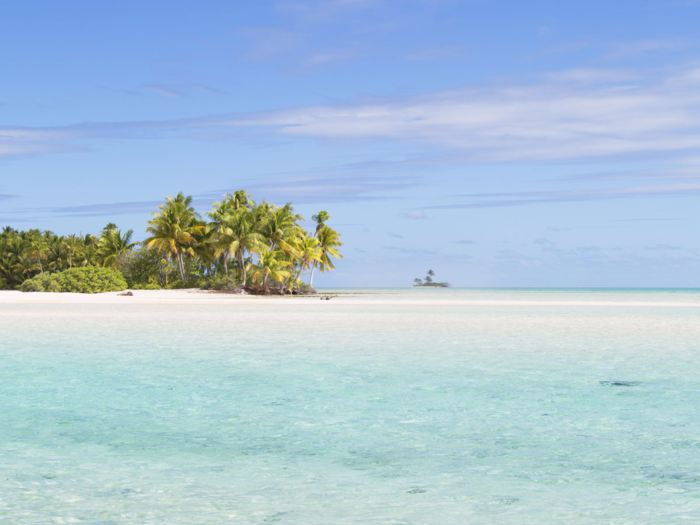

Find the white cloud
[[6, 64, 700, 164], [219, 64, 700, 162], [404, 210, 427, 220], [604, 39, 687, 60]]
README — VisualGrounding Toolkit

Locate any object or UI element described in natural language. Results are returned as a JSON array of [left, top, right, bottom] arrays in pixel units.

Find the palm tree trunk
[[292, 263, 305, 292], [37, 255, 43, 273], [309, 262, 316, 287], [263, 273, 269, 295], [238, 248, 246, 285], [175, 252, 186, 281]]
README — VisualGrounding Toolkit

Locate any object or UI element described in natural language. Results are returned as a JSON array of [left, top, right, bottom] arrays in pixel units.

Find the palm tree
[[310, 225, 343, 287], [261, 204, 303, 251], [80, 243, 99, 267], [45, 234, 68, 272], [229, 190, 253, 211], [79, 234, 98, 266], [288, 234, 321, 292], [206, 198, 238, 273], [28, 235, 48, 273], [143, 193, 204, 282], [97, 227, 137, 269], [210, 208, 264, 284], [311, 210, 330, 235], [247, 248, 290, 294], [63, 235, 83, 268], [12, 254, 38, 281]]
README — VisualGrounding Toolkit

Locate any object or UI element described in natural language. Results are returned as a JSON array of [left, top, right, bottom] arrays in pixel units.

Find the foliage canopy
[[1, 190, 344, 295]]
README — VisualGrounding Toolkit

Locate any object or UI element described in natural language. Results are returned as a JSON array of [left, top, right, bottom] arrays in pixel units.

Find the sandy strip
[[1, 290, 700, 307]]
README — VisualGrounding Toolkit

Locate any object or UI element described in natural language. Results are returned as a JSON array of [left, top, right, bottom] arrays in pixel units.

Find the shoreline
[[2, 289, 700, 307]]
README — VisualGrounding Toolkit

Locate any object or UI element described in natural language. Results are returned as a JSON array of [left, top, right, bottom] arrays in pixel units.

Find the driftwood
[[117, 291, 134, 296]]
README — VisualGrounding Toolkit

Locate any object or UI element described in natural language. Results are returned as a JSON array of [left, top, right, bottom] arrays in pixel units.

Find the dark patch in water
[[599, 381, 641, 387], [263, 512, 288, 522], [407, 488, 427, 494]]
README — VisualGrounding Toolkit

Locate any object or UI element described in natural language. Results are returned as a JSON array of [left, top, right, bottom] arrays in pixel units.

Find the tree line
[[1, 191, 343, 294]]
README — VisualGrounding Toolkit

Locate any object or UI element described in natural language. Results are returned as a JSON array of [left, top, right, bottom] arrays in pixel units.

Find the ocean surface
[[2, 288, 700, 524]]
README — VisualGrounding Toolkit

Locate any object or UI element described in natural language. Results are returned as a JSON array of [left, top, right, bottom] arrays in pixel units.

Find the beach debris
[[118, 291, 134, 296], [599, 380, 641, 387], [320, 294, 338, 300]]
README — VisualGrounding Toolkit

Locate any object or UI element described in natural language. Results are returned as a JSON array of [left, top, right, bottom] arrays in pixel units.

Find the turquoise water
[[2, 289, 700, 523]]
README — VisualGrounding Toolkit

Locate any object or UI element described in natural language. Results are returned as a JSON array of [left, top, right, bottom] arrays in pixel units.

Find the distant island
[[413, 269, 450, 288]]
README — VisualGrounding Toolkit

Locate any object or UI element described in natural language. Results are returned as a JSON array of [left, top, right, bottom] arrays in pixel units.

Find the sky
[[2, 0, 700, 287]]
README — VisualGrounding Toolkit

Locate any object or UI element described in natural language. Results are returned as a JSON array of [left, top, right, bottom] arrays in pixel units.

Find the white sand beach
[[3, 289, 700, 307]]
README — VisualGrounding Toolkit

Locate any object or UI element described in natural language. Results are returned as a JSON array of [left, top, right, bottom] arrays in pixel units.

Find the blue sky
[[2, 0, 700, 287]]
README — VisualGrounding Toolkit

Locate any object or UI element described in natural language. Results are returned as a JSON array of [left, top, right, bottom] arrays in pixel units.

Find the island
[[1, 190, 343, 296], [413, 269, 450, 288]]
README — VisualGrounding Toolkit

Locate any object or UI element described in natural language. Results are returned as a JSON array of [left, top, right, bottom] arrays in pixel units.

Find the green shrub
[[130, 282, 161, 290], [202, 274, 242, 291], [165, 278, 201, 289], [20, 267, 128, 294], [19, 272, 61, 292], [0, 277, 11, 290]]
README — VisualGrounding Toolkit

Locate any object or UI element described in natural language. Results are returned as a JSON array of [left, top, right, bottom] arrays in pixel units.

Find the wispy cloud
[[534, 238, 562, 252], [47, 200, 167, 218], [383, 245, 437, 255], [143, 85, 186, 99], [611, 217, 684, 222], [386, 231, 404, 238], [301, 48, 360, 67], [223, 175, 414, 204], [403, 210, 427, 220], [237, 27, 301, 60], [428, 181, 700, 209], [0, 194, 19, 201], [604, 38, 687, 60], [645, 243, 682, 250], [232, 66, 700, 162], [451, 239, 475, 244], [6, 64, 700, 163], [406, 45, 465, 61], [8, 174, 413, 221]]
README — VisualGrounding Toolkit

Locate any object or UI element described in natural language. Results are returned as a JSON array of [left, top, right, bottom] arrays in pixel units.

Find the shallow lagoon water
[[2, 289, 700, 523]]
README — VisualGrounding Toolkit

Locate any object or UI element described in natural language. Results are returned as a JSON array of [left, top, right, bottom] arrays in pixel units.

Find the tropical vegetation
[[0, 191, 343, 294], [20, 267, 128, 293]]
